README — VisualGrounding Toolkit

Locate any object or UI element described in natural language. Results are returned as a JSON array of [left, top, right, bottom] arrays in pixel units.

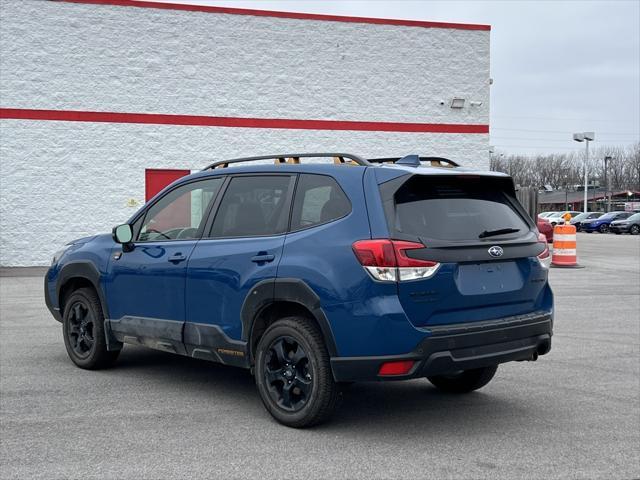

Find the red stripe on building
[[54, 0, 491, 31], [0, 108, 490, 134]]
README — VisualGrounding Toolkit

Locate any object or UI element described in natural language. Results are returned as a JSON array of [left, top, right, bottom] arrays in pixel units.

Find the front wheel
[[254, 317, 339, 428], [62, 288, 120, 369], [427, 365, 498, 393], [598, 224, 609, 233], [630, 225, 640, 235]]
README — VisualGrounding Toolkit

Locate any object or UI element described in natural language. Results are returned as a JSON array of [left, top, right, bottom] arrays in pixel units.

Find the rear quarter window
[[290, 174, 351, 231]]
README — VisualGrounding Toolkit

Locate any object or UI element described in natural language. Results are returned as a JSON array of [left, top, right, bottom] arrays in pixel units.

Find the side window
[[137, 177, 223, 242], [209, 176, 292, 237], [290, 174, 351, 231]]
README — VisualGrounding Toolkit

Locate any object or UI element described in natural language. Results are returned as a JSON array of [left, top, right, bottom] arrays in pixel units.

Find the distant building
[[538, 188, 640, 212]]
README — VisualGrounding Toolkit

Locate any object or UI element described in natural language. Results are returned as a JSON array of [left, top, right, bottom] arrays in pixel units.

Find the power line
[[491, 127, 640, 136], [491, 144, 586, 150], [492, 114, 640, 124], [491, 136, 640, 143]]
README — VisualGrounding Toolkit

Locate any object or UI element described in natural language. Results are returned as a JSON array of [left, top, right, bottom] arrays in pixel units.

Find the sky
[[139, 0, 640, 156]]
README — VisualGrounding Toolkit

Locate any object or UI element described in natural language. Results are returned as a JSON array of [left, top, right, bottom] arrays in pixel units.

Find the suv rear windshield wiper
[[478, 228, 521, 239]]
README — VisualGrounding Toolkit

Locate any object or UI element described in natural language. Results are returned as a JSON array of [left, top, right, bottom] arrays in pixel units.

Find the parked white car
[[546, 211, 581, 226]]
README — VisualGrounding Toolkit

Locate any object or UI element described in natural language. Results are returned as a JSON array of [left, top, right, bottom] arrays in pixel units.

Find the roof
[[192, 153, 509, 180]]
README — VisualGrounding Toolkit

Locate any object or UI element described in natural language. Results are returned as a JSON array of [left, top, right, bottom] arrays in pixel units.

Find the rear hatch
[[379, 172, 550, 328]]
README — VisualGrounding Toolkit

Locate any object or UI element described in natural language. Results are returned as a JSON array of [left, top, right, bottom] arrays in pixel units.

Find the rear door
[[379, 173, 549, 328], [184, 174, 295, 361]]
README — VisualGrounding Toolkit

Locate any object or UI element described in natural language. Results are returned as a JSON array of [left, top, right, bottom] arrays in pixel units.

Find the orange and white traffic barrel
[[551, 223, 580, 267]]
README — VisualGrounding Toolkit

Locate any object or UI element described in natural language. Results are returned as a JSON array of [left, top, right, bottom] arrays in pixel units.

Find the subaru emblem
[[488, 246, 504, 258]]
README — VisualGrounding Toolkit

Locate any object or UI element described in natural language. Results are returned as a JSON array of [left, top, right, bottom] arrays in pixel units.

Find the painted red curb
[[0, 108, 490, 134], [54, 0, 491, 31]]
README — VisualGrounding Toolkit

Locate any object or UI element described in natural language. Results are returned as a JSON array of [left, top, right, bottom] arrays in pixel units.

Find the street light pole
[[573, 132, 595, 213], [604, 156, 612, 213], [584, 139, 589, 212]]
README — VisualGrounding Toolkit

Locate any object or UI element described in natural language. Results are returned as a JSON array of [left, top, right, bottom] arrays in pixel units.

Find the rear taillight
[[352, 239, 440, 282], [537, 233, 551, 269]]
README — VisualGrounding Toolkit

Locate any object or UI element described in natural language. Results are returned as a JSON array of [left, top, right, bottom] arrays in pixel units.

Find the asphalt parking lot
[[1, 233, 638, 479]]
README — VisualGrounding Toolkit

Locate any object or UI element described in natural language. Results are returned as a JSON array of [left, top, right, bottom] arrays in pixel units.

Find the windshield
[[390, 176, 529, 241], [628, 213, 640, 221]]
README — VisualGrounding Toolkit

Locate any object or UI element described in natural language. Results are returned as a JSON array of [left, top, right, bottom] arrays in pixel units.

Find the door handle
[[168, 253, 187, 264], [251, 254, 275, 263]]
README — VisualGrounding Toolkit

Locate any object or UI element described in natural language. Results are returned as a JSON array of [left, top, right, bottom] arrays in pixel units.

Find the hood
[[66, 234, 100, 246]]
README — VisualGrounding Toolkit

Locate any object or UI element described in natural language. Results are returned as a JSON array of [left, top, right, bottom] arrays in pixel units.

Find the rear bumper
[[330, 311, 552, 382]]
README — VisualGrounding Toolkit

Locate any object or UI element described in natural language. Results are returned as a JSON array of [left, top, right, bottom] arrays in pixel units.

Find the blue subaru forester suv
[[45, 153, 553, 427]]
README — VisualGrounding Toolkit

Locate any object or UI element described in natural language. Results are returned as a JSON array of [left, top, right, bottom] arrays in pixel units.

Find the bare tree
[[491, 142, 640, 191]]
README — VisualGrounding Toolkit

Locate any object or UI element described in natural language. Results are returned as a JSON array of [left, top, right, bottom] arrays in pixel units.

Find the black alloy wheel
[[62, 288, 120, 369], [67, 301, 96, 359], [630, 224, 640, 235], [263, 336, 312, 411], [598, 224, 609, 233], [254, 317, 339, 428]]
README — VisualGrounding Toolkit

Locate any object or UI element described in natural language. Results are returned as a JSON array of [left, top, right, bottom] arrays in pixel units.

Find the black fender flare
[[240, 278, 338, 357], [57, 261, 122, 351]]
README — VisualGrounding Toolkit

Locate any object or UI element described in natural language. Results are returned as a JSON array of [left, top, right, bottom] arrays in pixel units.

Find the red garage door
[[145, 168, 190, 201]]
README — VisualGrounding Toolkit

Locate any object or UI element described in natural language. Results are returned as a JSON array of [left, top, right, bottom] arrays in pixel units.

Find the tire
[[630, 225, 640, 235], [598, 224, 609, 233], [427, 365, 498, 394], [62, 287, 120, 369], [254, 317, 339, 428]]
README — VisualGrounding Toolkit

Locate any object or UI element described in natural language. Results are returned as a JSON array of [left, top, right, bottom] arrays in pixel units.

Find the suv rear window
[[389, 175, 529, 241]]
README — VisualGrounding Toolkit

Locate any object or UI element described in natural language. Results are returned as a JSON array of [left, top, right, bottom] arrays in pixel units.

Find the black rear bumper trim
[[331, 312, 552, 382]]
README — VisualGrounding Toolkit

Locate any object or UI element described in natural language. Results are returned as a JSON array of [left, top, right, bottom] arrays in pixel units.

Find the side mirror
[[112, 224, 133, 244]]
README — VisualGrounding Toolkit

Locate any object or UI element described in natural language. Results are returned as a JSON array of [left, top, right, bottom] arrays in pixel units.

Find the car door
[[106, 176, 224, 354], [184, 174, 295, 363]]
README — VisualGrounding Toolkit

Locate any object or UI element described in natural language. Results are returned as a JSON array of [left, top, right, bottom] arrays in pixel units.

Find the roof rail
[[202, 153, 371, 170], [368, 156, 460, 168]]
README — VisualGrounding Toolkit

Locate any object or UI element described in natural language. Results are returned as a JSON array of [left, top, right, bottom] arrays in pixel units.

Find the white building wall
[[0, 0, 490, 266]]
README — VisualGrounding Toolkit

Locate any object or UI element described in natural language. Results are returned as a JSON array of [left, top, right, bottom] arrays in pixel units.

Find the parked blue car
[[581, 211, 634, 233], [45, 153, 553, 427]]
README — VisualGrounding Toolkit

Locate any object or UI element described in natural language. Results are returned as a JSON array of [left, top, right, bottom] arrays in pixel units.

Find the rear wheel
[[427, 365, 498, 393], [598, 224, 609, 233], [630, 224, 640, 235], [62, 288, 120, 369], [254, 317, 339, 428]]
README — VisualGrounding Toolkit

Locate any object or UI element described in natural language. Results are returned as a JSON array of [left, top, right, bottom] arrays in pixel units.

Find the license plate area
[[455, 261, 523, 295]]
